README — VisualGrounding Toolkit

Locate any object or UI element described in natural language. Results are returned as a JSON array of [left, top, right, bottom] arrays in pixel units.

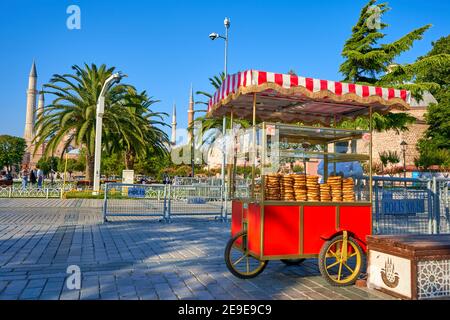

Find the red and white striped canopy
[[207, 70, 411, 125]]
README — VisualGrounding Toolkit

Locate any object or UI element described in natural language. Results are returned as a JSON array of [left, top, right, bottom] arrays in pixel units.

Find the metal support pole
[[427, 179, 433, 234], [93, 96, 104, 195], [369, 106, 373, 203], [433, 177, 439, 234], [227, 108, 234, 199], [103, 183, 108, 223], [220, 116, 227, 221], [251, 93, 257, 199], [374, 180, 379, 234]]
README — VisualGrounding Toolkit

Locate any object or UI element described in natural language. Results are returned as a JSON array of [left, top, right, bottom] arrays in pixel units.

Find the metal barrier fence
[[103, 183, 227, 222], [436, 177, 450, 234], [372, 176, 450, 235], [0, 186, 65, 198], [103, 184, 168, 220], [104, 177, 450, 233]]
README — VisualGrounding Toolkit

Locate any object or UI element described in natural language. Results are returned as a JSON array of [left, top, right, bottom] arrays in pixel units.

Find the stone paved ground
[[0, 199, 394, 300]]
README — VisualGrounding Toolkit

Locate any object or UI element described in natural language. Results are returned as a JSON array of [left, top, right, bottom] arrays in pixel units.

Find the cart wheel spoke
[[337, 261, 344, 281], [225, 231, 268, 279], [348, 252, 358, 259], [319, 235, 364, 286], [326, 260, 341, 270], [232, 253, 247, 266], [327, 248, 341, 260], [342, 261, 354, 274]]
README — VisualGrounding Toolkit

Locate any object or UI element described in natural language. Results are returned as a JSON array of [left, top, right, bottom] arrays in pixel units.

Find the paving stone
[[20, 287, 43, 299], [0, 203, 395, 301]]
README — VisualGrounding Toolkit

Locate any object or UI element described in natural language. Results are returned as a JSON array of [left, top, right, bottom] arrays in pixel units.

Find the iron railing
[[99, 176, 450, 234], [103, 183, 228, 222]]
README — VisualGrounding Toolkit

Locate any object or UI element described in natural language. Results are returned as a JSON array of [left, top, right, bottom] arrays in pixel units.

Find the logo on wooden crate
[[381, 258, 400, 288]]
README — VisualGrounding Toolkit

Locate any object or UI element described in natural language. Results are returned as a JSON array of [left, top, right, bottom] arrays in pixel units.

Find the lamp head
[[224, 17, 230, 29], [400, 140, 408, 151], [209, 32, 219, 40]]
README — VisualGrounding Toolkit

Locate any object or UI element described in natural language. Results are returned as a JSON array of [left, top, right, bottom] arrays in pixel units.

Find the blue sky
[[0, 0, 449, 137]]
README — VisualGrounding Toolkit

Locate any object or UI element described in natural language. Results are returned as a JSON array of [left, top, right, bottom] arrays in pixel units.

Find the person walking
[[29, 167, 37, 186], [36, 166, 44, 189], [21, 165, 29, 189]]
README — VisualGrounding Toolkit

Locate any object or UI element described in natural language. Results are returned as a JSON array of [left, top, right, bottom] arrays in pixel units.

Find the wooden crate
[[367, 234, 450, 300]]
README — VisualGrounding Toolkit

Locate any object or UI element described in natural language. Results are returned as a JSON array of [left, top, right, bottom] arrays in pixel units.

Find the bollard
[[432, 177, 438, 234], [162, 184, 170, 222], [9, 186, 12, 198], [103, 184, 108, 223]]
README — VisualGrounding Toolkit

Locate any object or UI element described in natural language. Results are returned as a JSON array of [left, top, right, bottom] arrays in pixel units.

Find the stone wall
[[368, 107, 427, 166]]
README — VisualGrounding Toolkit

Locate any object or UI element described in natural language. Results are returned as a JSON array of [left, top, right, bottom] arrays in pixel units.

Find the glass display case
[[232, 122, 372, 204]]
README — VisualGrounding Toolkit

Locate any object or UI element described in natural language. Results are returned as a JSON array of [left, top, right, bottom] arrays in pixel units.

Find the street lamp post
[[401, 140, 408, 179], [92, 73, 124, 195], [209, 17, 231, 216]]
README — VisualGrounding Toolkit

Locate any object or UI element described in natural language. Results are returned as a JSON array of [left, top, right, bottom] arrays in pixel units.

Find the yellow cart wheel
[[224, 231, 268, 279], [318, 233, 365, 287]]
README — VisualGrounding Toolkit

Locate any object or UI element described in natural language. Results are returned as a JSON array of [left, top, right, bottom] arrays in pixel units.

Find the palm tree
[[34, 63, 135, 182], [105, 89, 169, 169]]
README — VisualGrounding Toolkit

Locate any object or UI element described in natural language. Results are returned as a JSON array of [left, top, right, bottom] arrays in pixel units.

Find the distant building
[[22, 61, 78, 168]]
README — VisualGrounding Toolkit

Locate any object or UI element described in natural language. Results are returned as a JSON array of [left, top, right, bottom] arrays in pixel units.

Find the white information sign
[[368, 250, 412, 298], [122, 170, 135, 184]]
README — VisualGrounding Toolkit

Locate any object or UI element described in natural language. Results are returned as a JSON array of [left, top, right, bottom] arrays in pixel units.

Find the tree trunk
[[86, 154, 95, 184], [125, 150, 136, 170]]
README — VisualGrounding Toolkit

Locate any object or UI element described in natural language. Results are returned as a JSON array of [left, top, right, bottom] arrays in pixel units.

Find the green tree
[[37, 156, 59, 175], [379, 35, 450, 98], [134, 153, 172, 178], [340, 0, 431, 85], [412, 35, 450, 167], [338, 0, 433, 132], [105, 90, 169, 170], [101, 151, 125, 178], [0, 135, 26, 174], [415, 145, 450, 170], [57, 158, 84, 179], [35, 63, 142, 182]]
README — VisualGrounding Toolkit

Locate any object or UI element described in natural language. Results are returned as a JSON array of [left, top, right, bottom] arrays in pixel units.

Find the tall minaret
[[187, 84, 194, 142], [36, 89, 44, 136], [171, 103, 177, 145], [24, 61, 37, 148]]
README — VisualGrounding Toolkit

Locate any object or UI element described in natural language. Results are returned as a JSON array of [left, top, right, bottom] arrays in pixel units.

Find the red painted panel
[[231, 201, 243, 237], [303, 206, 336, 254], [248, 204, 261, 256], [263, 205, 300, 256], [339, 205, 372, 251]]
